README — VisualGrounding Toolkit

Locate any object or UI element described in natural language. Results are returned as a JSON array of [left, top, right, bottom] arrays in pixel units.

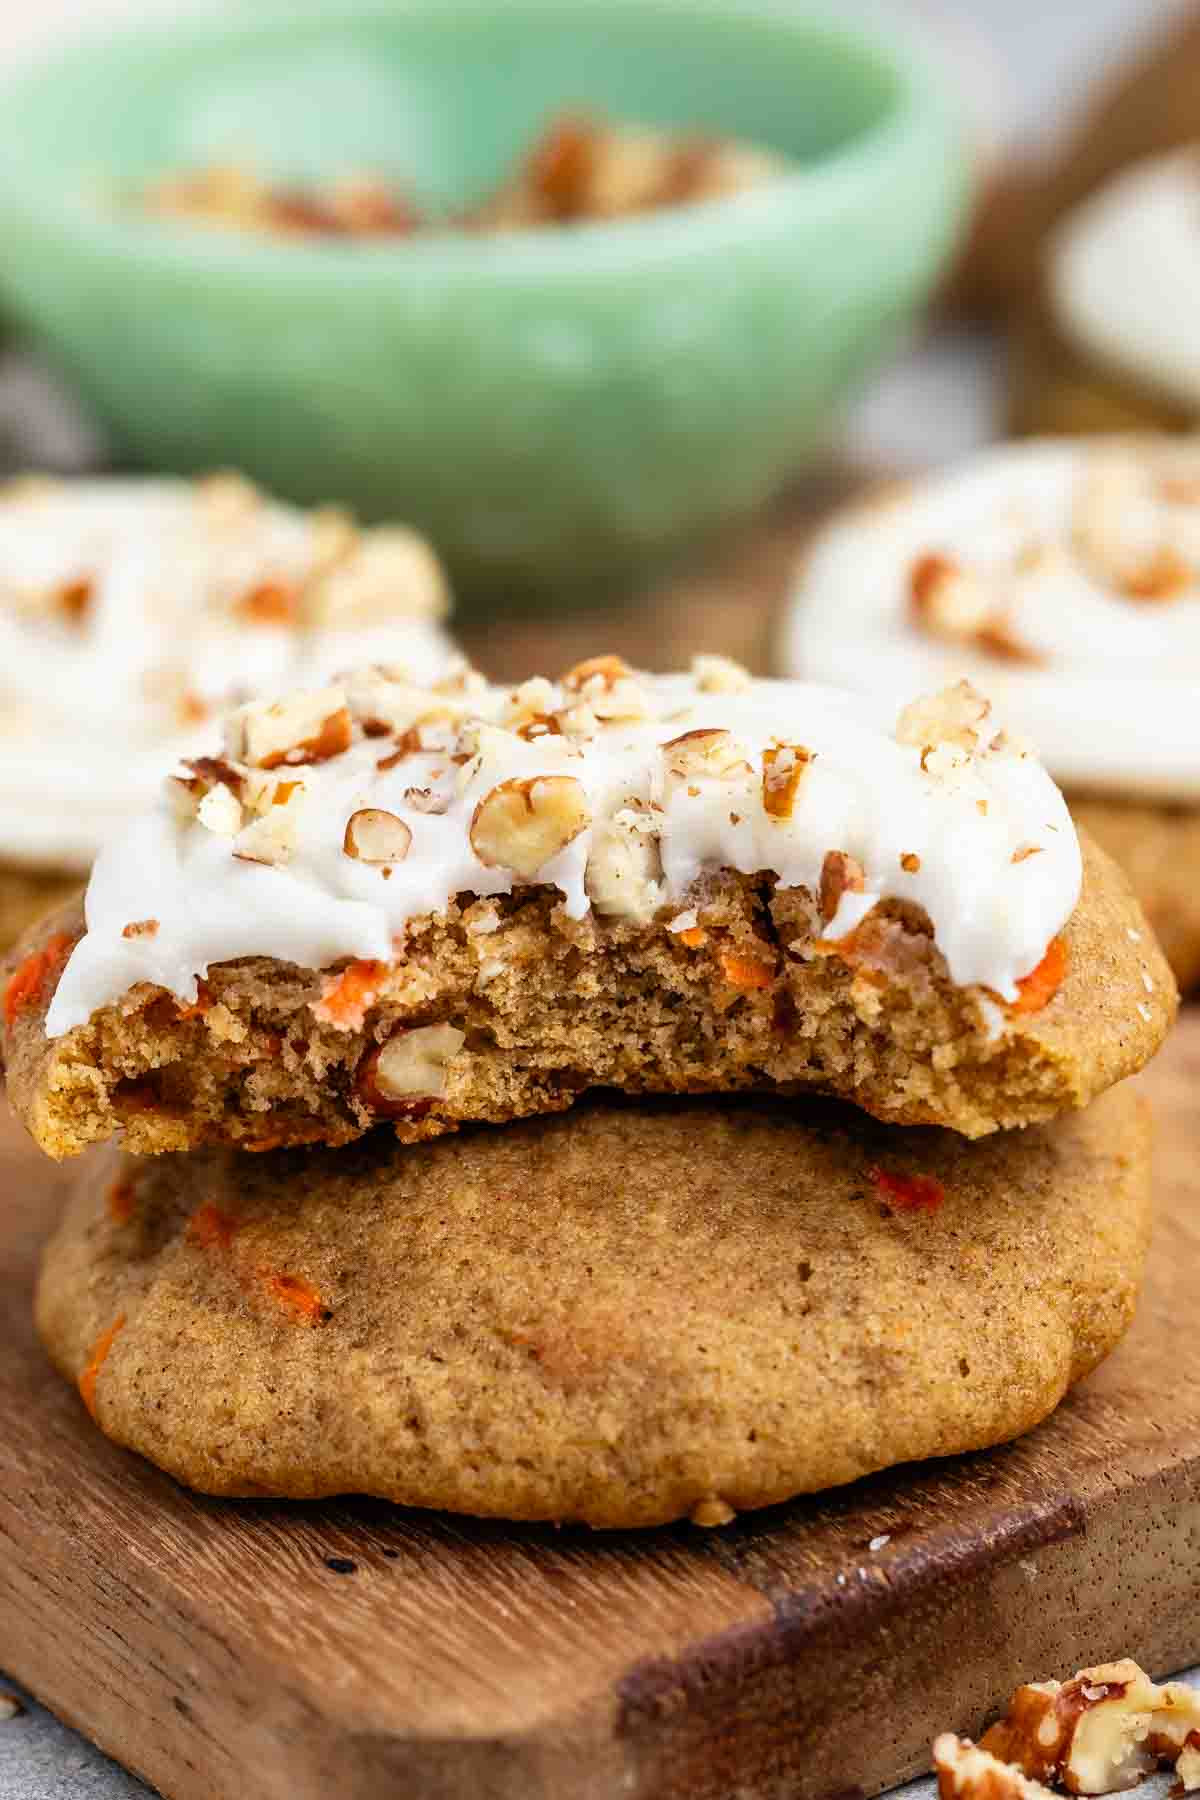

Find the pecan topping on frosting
[[908, 554, 1044, 665], [42, 656, 1085, 1042]]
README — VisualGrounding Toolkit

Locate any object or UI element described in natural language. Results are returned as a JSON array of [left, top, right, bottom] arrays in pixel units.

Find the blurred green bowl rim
[[0, 0, 966, 284]]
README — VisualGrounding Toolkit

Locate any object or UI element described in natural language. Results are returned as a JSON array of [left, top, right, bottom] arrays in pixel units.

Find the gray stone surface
[[4, 1665, 1198, 1800], [0, 1681, 149, 1800]]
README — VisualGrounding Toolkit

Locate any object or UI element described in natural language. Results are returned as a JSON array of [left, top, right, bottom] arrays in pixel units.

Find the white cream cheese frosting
[[783, 439, 1200, 801], [45, 656, 1081, 1036], [1051, 148, 1200, 410], [0, 473, 455, 871]]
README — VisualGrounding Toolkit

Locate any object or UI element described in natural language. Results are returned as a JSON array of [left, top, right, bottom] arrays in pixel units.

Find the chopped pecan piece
[[470, 776, 590, 877]]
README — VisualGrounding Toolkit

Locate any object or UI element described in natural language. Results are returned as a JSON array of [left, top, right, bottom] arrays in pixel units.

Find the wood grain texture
[[0, 1020, 1197, 1800]]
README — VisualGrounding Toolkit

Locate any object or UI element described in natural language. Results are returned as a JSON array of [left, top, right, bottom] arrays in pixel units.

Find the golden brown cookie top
[[36, 1084, 1152, 1528]]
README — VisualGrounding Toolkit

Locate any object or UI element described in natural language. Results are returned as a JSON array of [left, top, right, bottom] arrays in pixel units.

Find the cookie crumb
[[690, 1497, 736, 1528]]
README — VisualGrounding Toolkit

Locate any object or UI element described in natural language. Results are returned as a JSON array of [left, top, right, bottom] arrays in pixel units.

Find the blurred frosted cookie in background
[[940, 4, 1200, 322], [0, 471, 455, 949], [783, 438, 1200, 989], [1012, 148, 1200, 437]]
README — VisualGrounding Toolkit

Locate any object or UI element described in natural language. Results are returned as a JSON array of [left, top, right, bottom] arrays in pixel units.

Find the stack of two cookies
[[3, 655, 1173, 1527]]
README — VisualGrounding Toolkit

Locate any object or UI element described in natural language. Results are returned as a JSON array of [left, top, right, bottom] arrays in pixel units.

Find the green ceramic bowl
[[0, 0, 967, 604]]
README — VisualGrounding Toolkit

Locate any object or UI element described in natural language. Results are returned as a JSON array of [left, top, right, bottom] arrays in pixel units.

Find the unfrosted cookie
[[36, 1084, 1152, 1529], [0, 660, 1175, 1157], [0, 471, 455, 948], [783, 439, 1200, 988]]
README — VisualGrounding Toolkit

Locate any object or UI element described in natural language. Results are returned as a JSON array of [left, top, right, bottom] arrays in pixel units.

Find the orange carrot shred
[[106, 1177, 137, 1226], [312, 959, 388, 1029], [263, 1272, 326, 1324], [175, 980, 213, 1022], [187, 1202, 240, 1252], [78, 1315, 126, 1418], [872, 1168, 945, 1215], [678, 926, 708, 949], [717, 948, 774, 991], [4, 932, 73, 1028], [1010, 935, 1067, 1016]]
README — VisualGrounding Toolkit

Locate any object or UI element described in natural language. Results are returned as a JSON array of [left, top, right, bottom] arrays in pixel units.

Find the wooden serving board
[[0, 1018, 1197, 1800]]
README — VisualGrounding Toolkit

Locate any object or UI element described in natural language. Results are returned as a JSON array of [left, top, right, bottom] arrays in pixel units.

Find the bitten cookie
[[37, 1084, 1152, 1529], [784, 438, 1200, 989], [0, 470, 455, 949], [0, 660, 1175, 1157]]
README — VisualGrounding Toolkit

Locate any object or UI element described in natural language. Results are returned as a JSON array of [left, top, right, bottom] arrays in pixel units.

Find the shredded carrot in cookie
[[106, 1177, 137, 1226], [175, 980, 213, 1021], [4, 932, 73, 1028], [263, 1272, 327, 1324], [677, 926, 708, 949], [188, 1209, 327, 1323], [872, 1168, 946, 1214], [1010, 936, 1067, 1016], [78, 1315, 126, 1418], [717, 948, 774, 990], [312, 959, 389, 1030], [187, 1201, 240, 1252]]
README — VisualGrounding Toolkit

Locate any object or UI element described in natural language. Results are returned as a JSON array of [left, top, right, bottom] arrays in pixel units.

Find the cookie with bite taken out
[[0, 658, 1175, 1158]]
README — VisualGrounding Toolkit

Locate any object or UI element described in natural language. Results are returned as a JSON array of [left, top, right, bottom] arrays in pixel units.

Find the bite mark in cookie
[[1, 661, 1175, 1159]]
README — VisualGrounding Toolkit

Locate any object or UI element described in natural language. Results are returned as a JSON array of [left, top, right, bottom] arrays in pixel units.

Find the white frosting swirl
[[0, 475, 455, 870], [45, 662, 1081, 1036], [783, 440, 1200, 800], [1051, 149, 1200, 410]]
